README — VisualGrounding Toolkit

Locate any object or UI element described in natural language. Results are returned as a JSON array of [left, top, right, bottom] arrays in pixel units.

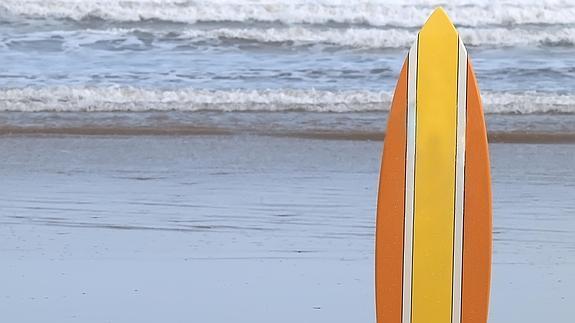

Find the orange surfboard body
[[375, 8, 492, 323]]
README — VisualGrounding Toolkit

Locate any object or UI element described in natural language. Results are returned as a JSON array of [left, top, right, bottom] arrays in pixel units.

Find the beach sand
[[0, 135, 573, 322]]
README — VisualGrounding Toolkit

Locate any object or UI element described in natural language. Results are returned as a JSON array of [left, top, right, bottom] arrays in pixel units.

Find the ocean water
[[0, 0, 574, 139]]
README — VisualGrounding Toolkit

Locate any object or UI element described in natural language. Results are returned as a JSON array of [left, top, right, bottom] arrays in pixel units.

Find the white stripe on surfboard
[[452, 37, 468, 323], [402, 37, 418, 323]]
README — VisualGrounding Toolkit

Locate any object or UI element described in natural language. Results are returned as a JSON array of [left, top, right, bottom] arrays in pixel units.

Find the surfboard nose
[[377, 8, 490, 323], [420, 7, 458, 36]]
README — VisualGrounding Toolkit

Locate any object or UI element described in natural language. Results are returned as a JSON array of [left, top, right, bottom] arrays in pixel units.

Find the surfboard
[[375, 8, 492, 323]]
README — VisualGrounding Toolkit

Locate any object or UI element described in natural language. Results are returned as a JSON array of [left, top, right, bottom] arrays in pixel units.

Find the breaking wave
[[1, 0, 574, 27], [4, 26, 575, 52], [177, 26, 575, 48], [0, 86, 573, 114]]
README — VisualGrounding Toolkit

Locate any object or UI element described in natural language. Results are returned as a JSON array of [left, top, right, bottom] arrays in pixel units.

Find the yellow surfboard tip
[[421, 7, 457, 36]]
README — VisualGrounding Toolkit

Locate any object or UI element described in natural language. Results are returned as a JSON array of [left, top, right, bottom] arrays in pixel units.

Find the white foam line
[[452, 37, 468, 323], [402, 37, 418, 323], [2, 0, 574, 27], [0, 87, 572, 114], [7, 26, 575, 49]]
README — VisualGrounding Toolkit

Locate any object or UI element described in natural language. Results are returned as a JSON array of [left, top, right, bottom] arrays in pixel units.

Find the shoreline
[[1, 127, 574, 144], [1, 111, 574, 143]]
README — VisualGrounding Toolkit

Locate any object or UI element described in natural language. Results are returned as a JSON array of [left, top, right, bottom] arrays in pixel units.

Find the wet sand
[[0, 135, 573, 322], [2, 111, 575, 143]]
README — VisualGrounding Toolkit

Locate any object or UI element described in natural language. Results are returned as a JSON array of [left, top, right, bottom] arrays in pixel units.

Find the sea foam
[[1, 0, 574, 27], [1, 86, 572, 114], [5, 26, 575, 51]]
